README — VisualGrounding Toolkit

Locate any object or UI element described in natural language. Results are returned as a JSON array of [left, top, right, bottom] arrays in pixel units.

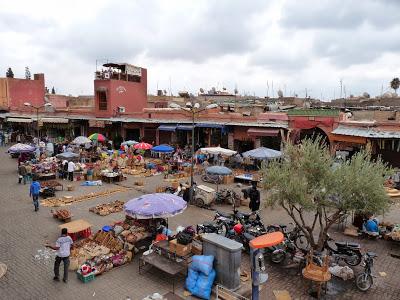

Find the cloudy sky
[[1, 0, 400, 100]]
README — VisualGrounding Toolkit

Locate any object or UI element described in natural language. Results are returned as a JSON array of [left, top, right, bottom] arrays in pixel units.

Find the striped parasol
[[134, 142, 153, 150], [88, 133, 106, 142]]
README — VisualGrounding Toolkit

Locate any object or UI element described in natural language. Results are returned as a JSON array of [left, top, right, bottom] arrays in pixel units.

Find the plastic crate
[[77, 272, 95, 283]]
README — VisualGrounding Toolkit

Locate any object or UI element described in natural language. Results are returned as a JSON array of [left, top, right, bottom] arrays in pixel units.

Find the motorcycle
[[267, 223, 310, 251], [214, 211, 238, 236], [323, 233, 362, 266], [356, 252, 377, 291], [196, 221, 226, 235], [227, 223, 263, 253], [201, 173, 222, 184]]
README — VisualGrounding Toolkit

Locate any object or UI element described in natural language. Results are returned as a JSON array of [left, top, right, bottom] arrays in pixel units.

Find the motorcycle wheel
[[356, 273, 373, 291], [295, 235, 310, 251], [344, 250, 362, 266], [216, 222, 228, 237], [271, 252, 285, 264]]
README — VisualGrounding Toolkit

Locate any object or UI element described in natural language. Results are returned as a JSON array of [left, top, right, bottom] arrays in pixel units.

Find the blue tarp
[[196, 123, 224, 129], [177, 124, 194, 131], [158, 125, 176, 132]]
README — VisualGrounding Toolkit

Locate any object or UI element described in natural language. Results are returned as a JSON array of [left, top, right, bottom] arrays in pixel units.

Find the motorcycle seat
[[243, 233, 256, 241], [238, 212, 252, 218], [335, 241, 360, 249], [203, 221, 214, 226], [366, 252, 377, 258], [217, 211, 232, 218]]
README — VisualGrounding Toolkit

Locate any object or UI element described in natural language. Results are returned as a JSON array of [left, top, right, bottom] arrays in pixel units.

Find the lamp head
[[24, 102, 32, 107], [193, 103, 200, 109], [169, 103, 181, 109], [205, 103, 218, 110], [185, 102, 193, 108], [44, 103, 53, 107]]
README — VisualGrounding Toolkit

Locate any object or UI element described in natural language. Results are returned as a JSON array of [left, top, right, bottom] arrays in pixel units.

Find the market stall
[[59, 219, 92, 241]]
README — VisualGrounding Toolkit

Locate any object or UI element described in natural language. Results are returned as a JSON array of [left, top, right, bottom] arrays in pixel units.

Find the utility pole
[[340, 79, 343, 98]]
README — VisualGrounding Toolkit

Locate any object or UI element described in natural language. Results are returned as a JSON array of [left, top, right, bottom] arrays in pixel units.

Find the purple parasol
[[8, 143, 36, 154], [124, 193, 187, 219]]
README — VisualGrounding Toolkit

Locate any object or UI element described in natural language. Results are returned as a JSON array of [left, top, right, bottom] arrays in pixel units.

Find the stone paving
[[0, 147, 400, 299]]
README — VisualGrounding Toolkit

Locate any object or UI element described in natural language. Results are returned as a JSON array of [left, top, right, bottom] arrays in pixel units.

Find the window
[[97, 91, 107, 110]]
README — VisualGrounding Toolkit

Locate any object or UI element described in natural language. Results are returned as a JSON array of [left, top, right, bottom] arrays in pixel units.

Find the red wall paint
[[8, 74, 45, 110], [94, 68, 147, 117]]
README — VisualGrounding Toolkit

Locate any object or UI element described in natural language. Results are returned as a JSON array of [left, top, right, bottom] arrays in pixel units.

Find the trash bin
[[202, 233, 242, 290]]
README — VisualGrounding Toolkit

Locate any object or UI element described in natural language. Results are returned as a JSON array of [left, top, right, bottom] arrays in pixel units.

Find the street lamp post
[[24, 102, 52, 145], [169, 101, 218, 188]]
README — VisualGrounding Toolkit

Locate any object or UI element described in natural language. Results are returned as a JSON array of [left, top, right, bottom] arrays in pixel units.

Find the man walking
[[45, 228, 73, 283], [67, 160, 75, 181], [242, 181, 261, 212], [29, 176, 41, 211]]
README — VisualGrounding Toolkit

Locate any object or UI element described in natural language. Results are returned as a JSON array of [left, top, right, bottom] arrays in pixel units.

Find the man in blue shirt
[[363, 214, 379, 236], [29, 176, 41, 211]]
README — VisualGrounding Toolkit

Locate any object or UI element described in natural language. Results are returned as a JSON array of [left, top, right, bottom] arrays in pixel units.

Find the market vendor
[[363, 214, 380, 236], [45, 228, 74, 283]]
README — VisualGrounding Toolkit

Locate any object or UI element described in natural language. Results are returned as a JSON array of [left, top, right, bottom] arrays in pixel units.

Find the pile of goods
[[89, 200, 125, 216], [69, 217, 153, 278], [52, 209, 72, 222], [41, 187, 129, 207], [32, 158, 58, 174], [388, 224, 400, 241]]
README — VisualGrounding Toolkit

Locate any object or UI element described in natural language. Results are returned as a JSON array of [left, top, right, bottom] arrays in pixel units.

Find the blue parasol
[[242, 147, 282, 160], [8, 143, 36, 154], [121, 140, 138, 146], [151, 144, 175, 153], [206, 166, 232, 175], [124, 193, 187, 219]]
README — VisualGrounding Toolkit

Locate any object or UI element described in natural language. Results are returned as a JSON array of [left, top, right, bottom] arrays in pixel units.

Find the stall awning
[[157, 125, 176, 132], [177, 124, 194, 131], [332, 125, 400, 139], [247, 128, 279, 137], [41, 117, 69, 124], [196, 123, 224, 129], [6, 117, 32, 123]]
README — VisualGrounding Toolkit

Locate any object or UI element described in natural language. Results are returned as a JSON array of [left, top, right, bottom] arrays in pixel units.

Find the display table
[[59, 219, 91, 241], [139, 252, 186, 292], [234, 174, 261, 183], [41, 180, 63, 191], [37, 173, 56, 181], [102, 173, 123, 184]]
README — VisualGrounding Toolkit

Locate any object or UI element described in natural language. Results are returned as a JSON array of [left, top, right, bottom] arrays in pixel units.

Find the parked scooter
[[196, 221, 226, 235], [356, 252, 377, 291], [322, 233, 362, 266], [227, 223, 263, 253]]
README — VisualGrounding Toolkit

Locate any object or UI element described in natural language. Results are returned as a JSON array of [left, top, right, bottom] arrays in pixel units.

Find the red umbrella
[[134, 142, 153, 150]]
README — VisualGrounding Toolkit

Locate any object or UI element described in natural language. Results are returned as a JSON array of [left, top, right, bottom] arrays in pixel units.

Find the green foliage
[[390, 77, 400, 93], [6, 67, 14, 78], [262, 138, 392, 249]]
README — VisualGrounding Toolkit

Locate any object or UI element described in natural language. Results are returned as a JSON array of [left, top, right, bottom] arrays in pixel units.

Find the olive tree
[[262, 138, 391, 250]]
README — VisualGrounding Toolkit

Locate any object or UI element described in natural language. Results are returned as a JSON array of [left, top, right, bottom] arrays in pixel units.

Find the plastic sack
[[329, 265, 354, 280], [186, 268, 199, 291], [192, 269, 216, 300], [191, 255, 214, 276]]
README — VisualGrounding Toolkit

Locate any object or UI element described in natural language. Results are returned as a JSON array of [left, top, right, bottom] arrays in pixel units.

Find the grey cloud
[[0, 12, 54, 33], [41, 0, 269, 64], [312, 25, 400, 66], [281, 0, 400, 30]]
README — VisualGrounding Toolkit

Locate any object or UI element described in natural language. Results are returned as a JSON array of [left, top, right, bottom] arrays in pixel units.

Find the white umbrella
[[72, 136, 92, 145], [242, 147, 282, 160], [200, 146, 237, 156]]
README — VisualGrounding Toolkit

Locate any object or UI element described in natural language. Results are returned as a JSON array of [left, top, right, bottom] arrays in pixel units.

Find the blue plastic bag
[[185, 268, 199, 291], [191, 255, 214, 276], [191, 269, 216, 300]]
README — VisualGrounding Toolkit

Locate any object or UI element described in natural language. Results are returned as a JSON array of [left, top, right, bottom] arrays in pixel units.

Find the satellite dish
[[222, 87, 226, 91], [277, 90, 283, 98], [234, 88, 238, 95], [163, 90, 167, 95], [199, 88, 204, 93]]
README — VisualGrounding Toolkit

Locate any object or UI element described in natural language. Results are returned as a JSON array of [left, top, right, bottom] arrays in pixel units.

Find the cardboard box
[[169, 239, 192, 257], [223, 175, 234, 184]]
